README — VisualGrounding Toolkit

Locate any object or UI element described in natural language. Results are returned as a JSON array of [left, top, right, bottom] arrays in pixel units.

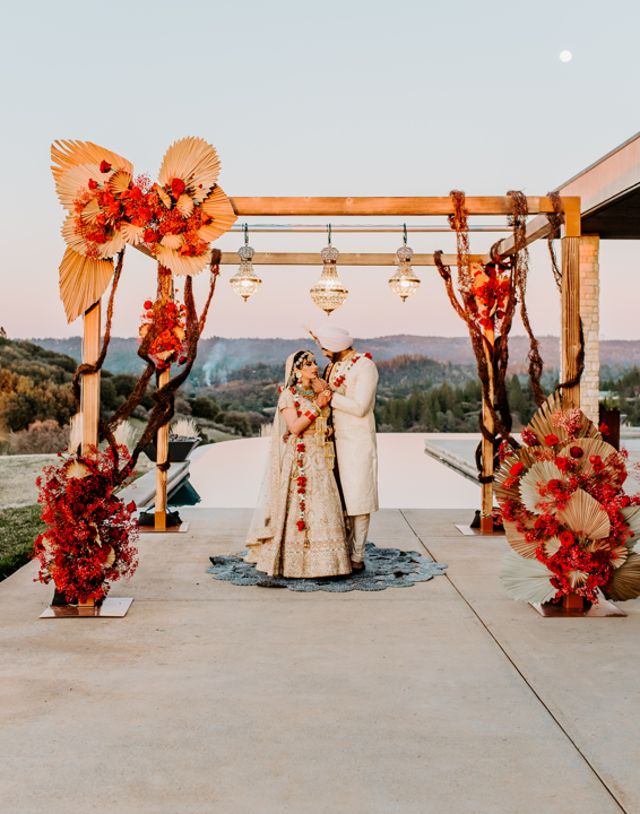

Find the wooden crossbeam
[[229, 196, 570, 217], [218, 252, 482, 267]]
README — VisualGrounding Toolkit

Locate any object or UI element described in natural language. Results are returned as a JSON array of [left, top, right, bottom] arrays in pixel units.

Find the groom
[[312, 325, 379, 570]]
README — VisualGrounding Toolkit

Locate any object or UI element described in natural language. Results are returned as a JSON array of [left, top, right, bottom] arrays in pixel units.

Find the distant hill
[[28, 334, 640, 381]]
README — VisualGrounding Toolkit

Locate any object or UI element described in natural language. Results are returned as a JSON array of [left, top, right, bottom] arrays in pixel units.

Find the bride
[[245, 349, 352, 578]]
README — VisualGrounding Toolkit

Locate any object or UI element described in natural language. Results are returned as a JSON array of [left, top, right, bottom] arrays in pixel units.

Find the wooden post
[[560, 197, 582, 409], [480, 329, 495, 533], [81, 300, 101, 455], [154, 266, 173, 531]]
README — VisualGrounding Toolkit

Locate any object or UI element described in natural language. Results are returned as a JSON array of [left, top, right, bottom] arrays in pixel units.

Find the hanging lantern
[[388, 225, 420, 302], [230, 225, 262, 302], [310, 226, 348, 315]]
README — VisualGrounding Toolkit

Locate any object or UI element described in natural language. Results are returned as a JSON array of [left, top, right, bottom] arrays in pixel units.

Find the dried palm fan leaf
[[157, 137, 221, 202], [108, 170, 132, 195], [568, 569, 588, 588], [79, 197, 101, 223], [62, 214, 90, 254], [609, 544, 629, 569], [559, 437, 618, 469], [59, 247, 113, 323], [51, 140, 132, 184], [160, 234, 183, 250], [54, 163, 104, 211], [500, 550, 556, 604], [63, 458, 92, 479], [503, 519, 538, 558], [604, 552, 640, 601], [200, 185, 238, 238], [526, 391, 566, 444], [544, 536, 562, 557], [94, 231, 126, 260], [622, 505, 640, 546], [519, 461, 566, 515], [176, 193, 194, 217], [557, 488, 611, 540], [154, 246, 210, 276], [153, 183, 172, 209], [120, 222, 145, 245]]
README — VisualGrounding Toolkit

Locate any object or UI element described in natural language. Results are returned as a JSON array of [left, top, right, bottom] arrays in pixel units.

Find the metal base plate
[[40, 597, 134, 618], [455, 524, 506, 537], [138, 522, 190, 534], [530, 598, 626, 618]]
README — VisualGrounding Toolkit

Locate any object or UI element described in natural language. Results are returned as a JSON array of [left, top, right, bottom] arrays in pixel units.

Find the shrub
[[8, 420, 69, 454]]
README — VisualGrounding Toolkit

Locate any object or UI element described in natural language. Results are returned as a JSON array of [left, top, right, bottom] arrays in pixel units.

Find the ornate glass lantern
[[230, 225, 262, 302], [310, 226, 349, 315], [388, 225, 420, 302]]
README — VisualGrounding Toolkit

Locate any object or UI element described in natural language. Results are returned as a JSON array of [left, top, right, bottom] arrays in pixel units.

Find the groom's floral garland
[[332, 352, 372, 390]]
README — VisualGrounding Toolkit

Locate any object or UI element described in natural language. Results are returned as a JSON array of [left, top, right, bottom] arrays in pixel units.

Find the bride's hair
[[285, 349, 316, 388]]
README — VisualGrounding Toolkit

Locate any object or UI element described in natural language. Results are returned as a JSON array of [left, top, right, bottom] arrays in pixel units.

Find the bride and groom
[[245, 324, 379, 578]]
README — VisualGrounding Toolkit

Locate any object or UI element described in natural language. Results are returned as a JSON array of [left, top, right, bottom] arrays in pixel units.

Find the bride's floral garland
[[139, 295, 188, 371], [332, 352, 373, 390], [34, 445, 139, 604], [291, 387, 312, 534]]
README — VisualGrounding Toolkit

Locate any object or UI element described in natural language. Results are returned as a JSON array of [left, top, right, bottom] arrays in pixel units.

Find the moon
[[559, 50, 573, 63]]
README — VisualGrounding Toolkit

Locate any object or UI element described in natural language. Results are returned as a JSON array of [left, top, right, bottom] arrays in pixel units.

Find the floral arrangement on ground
[[34, 445, 139, 604], [495, 393, 640, 605]]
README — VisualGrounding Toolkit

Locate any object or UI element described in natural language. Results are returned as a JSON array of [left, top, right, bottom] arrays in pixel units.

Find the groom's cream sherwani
[[328, 352, 379, 559]]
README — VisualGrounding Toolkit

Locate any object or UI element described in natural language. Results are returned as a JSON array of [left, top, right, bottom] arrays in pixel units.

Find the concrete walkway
[[1, 508, 638, 813]]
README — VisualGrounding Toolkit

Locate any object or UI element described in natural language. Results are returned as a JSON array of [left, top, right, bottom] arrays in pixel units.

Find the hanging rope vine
[[435, 189, 554, 483]]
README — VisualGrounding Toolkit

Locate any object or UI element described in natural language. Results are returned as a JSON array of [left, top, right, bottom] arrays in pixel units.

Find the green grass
[[0, 504, 44, 581]]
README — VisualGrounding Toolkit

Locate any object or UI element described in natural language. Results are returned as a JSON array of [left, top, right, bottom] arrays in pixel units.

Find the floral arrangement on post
[[495, 393, 640, 606], [51, 137, 237, 322], [34, 444, 139, 604], [139, 295, 187, 370]]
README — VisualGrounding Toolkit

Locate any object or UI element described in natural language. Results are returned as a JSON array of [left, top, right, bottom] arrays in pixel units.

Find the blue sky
[[2, 0, 639, 338]]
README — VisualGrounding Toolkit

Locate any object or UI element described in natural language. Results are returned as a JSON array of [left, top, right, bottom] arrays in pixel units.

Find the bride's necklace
[[294, 383, 315, 399]]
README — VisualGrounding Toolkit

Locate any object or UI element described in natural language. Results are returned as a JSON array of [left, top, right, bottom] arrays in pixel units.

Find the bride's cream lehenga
[[245, 387, 352, 578]]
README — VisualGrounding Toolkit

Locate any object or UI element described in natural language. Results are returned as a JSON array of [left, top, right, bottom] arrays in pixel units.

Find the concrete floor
[[1, 508, 638, 814]]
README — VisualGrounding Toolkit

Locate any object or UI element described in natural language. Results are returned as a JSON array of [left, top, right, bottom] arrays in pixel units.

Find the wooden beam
[[154, 266, 173, 532], [488, 196, 581, 258], [217, 252, 483, 267], [560, 236, 581, 409], [81, 300, 101, 455], [229, 196, 567, 217]]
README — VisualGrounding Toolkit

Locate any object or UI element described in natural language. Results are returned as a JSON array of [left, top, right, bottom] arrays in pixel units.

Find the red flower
[[126, 501, 136, 513], [521, 428, 539, 446], [559, 530, 574, 547], [589, 455, 602, 467], [88, 178, 98, 190], [544, 434, 559, 446], [178, 356, 187, 365], [569, 445, 584, 459], [143, 299, 153, 310], [170, 178, 186, 197], [547, 479, 562, 490], [509, 462, 525, 477], [296, 520, 306, 532], [296, 443, 305, 452], [364, 352, 373, 359], [144, 228, 158, 243], [599, 422, 609, 434], [99, 160, 112, 173]]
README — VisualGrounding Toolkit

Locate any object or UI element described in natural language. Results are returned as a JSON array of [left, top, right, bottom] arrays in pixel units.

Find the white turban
[[311, 324, 353, 353]]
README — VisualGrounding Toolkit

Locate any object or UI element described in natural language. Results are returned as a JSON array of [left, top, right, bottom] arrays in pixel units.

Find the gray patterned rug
[[208, 542, 447, 592]]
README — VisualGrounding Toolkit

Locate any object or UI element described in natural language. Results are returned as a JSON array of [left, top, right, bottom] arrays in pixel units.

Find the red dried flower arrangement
[[496, 394, 640, 605], [138, 295, 188, 370], [34, 445, 139, 604]]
